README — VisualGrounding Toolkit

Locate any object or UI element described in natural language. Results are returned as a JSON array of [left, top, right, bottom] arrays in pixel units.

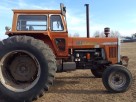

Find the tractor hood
[[68, 37, 118, 49]]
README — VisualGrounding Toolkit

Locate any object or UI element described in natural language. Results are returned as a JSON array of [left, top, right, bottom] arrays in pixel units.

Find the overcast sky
[[0, 0, 136, 39]]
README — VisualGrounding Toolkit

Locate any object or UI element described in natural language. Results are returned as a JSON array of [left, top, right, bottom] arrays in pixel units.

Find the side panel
[[50, 32, 68, 57], [104, 45, 118, 64]]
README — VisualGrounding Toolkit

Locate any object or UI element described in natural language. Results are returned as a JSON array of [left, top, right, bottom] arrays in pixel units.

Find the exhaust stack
[[85, 4, 90, 38]]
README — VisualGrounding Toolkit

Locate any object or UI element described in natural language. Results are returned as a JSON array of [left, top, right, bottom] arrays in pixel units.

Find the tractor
[[0, 3, 132, 102]]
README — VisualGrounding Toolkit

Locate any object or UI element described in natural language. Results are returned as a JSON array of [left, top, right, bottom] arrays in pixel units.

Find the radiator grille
[[109, 47, 117, 58]]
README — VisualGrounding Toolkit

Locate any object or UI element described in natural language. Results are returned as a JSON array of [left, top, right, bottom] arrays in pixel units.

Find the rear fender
[[8, 33, 56, 56]]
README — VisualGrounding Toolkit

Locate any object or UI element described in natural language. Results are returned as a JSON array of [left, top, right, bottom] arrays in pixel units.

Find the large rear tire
[[102, 65, 132, 93], [0, 36, 57, 101]]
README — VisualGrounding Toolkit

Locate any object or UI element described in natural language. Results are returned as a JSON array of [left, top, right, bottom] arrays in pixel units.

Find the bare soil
[[0, 42, 136, 102], [35, 42, 136, 102]]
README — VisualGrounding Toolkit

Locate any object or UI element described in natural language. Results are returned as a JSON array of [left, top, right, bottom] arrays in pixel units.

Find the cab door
[[49, 14, 68, 57]]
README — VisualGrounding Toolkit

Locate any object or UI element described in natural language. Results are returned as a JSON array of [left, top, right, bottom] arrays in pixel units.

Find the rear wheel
[[102, 65, 132, 93], [0, 36, 56, 101]]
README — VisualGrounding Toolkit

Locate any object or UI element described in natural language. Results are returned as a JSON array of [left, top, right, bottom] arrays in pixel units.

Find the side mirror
[[60, 3, 66, 16]]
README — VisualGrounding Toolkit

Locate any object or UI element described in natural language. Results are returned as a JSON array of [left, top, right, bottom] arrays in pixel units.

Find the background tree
[[110, 31, 120, 37], [94, 31, 101, 37], [73, 33, 80, 37], [132, 33, 136, 38], [93, 30, 120, 38]]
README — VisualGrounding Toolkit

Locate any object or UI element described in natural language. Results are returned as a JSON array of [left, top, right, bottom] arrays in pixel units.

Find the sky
[[0, 0, 136, 39]]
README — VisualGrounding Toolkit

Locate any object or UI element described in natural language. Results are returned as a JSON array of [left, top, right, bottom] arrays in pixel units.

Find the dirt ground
[[0, 42, 136, 102], [34, 42, 136, 102]]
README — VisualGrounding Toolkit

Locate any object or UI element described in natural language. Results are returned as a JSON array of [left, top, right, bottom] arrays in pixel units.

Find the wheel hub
[[18, 66, 28, 75], [9, 56, 37, 82], [114, 77, 120, 82], [110, 72, 126, 89]]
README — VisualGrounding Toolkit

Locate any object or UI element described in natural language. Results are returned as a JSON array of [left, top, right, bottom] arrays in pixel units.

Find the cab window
[[50, 15, 64, 31], [17, 15, 47, 31]]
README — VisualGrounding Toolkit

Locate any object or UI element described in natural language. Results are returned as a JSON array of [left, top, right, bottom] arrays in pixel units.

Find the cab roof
[[12, 9, 62, 14]]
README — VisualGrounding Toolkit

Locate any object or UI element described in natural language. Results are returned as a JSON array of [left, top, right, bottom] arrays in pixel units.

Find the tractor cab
[[6, 4, 69, 57], [8, 3, 67, 32]]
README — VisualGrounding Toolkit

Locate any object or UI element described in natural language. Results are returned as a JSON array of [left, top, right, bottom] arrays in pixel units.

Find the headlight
[[76, 53, 79, 57]]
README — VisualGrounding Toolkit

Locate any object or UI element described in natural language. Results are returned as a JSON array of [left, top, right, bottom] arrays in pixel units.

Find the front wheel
[[102, 65, 132, 93], [91, 65, 105, 78]]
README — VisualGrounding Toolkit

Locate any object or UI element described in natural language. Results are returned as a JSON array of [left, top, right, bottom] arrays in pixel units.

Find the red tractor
[[0, 3, 132, 102]]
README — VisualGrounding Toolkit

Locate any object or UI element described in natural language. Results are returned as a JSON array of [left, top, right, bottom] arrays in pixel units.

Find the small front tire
[[102, 65, 132, 93], [91, 65, 105, 78]]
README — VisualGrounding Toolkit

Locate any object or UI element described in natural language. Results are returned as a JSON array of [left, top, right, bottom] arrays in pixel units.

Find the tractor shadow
[[48, 88, 109, 95], [56, 76, 95, 79], [0, 94, 10, 102], [48, 76, 110, 95], [0, 76, 110, 102]]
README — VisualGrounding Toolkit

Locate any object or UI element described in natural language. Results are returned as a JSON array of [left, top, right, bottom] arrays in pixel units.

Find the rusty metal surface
[[9, 56, 37, 82]]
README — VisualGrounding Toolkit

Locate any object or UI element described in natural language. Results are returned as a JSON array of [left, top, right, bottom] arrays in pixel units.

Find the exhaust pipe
[[85, 4, 90, 38]]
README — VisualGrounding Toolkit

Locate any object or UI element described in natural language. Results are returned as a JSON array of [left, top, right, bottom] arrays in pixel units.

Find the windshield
[[17, 15, 47, 31]]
